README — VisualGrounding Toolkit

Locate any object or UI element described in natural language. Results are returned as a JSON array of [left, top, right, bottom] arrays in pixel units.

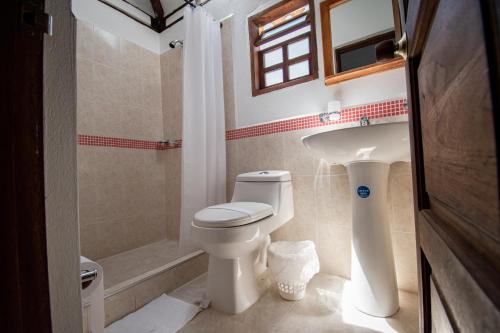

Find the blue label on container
[[357, 186, 370, 198]]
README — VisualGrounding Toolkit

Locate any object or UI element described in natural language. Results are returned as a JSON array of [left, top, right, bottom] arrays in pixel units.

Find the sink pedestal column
[[346, 161, 399, 317]]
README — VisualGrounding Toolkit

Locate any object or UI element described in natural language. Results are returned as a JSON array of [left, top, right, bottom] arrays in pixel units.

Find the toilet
[[191, 170, 294, 314]]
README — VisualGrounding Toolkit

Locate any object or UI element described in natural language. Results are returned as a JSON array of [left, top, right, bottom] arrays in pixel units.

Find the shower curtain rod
[[96, 0, 216, 32], [165, 0, 215, 31]]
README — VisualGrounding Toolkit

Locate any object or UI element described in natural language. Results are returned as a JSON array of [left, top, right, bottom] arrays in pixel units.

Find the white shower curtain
[[179, 6, 226, 254]]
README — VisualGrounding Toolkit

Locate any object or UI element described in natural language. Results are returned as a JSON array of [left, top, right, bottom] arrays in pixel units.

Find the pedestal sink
[[302, 122, 410, 317]]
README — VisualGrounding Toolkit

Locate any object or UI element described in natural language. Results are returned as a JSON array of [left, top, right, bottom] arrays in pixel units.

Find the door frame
[[1, 0, 53, 332]]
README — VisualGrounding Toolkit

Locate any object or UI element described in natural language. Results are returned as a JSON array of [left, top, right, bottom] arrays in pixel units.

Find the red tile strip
[[77, 135, 182, 150], [78, 98, 407, 149], [226, 98, 407, 141]]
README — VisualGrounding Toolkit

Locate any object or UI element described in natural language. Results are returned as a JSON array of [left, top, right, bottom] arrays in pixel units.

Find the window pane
[[263, 48, 283, 68], [288, 60, 310, 80], [261, 15, 307, 39], [288, 38, 310, 59], [264, 68, 284, 87], [260, 26, 311, 51], [261, 4, 310, 34]]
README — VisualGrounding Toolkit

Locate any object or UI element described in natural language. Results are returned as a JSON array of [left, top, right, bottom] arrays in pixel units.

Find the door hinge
[[21, 2, 53, 36]]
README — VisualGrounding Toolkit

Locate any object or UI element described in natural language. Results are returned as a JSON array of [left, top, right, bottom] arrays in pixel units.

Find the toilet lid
[[193, 202, 274, 228]]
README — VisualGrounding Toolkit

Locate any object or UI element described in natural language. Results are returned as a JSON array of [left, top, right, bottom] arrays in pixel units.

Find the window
[[335, 30, 396, 73], [248, 0, 319, 96]]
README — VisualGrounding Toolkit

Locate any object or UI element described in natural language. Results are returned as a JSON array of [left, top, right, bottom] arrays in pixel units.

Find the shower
[[169, 40, 184, 48]]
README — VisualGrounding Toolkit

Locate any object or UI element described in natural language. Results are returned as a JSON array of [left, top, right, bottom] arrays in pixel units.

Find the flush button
[[259, 171, 269, 174]]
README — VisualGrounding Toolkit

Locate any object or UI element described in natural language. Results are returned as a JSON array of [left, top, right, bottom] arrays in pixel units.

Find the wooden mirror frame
[[320, 0, 405, 85]]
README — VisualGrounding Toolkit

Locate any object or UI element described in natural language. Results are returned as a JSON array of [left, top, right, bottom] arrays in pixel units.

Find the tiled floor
[[174, 273, 419, 333], [98, 239, 180, 289]]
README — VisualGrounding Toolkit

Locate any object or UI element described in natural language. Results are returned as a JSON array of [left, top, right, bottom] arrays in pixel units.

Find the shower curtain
[[179, 6, 226, 254]]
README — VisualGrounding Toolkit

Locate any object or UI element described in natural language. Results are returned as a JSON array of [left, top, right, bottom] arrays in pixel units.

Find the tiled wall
[[220, 20, 417, 293], [77, 20, 168, 259], [160, 48, 183, 240], [77, 18, 417, 293], [224, 128, 416, 293]]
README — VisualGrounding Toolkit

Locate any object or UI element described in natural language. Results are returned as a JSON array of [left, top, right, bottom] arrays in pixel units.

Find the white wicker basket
[[267, 241, 320, 301]]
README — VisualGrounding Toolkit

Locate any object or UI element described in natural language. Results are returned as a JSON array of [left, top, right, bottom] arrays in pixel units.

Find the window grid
[[259, 34, 312, 88], [248, 0, 318, 96]]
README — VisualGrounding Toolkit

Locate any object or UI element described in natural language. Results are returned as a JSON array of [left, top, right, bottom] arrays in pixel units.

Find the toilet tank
[[231, 171, 293, 216]]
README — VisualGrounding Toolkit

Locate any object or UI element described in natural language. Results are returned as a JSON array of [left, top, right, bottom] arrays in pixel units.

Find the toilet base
[[207, 247, 269, 314]]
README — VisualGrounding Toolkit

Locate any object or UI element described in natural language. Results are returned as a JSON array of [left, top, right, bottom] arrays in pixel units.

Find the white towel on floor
[[105, 294, 200, 333]]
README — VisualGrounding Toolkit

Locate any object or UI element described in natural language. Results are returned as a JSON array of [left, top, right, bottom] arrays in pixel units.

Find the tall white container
[[81, 256, 104, 333]]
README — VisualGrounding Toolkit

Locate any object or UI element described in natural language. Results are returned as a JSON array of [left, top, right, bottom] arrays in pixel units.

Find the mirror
[[320, 0, 404, 85]]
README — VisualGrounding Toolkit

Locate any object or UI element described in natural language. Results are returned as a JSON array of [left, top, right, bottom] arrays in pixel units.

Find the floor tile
[[175, 273, 419, 333]]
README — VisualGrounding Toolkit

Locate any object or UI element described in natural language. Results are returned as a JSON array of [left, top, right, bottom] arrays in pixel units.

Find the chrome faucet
[[360, 116, 370, 127], [319, 111, 341, 123]]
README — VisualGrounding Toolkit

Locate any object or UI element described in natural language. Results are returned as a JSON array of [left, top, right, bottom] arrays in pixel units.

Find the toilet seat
[[193, 202, 274, 228]]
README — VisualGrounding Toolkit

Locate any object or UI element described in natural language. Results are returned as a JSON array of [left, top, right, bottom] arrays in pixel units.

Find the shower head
[[169, 40, 184, 49]]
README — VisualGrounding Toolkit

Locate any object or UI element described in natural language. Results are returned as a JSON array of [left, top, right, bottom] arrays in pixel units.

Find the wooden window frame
[[320, 0, 404, 86], [248, 0, 319, 96]]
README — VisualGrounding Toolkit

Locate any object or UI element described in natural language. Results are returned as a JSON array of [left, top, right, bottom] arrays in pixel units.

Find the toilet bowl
[[191, 170, 294, 314]]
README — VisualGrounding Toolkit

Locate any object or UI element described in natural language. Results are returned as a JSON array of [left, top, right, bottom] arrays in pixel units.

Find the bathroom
[[5, 0, 500, 332]]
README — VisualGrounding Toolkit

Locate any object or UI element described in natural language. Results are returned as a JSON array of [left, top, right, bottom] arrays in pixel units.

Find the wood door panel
[[430, 279, 453, 333], [405, 0, 500, 330], [417, 0, 500, 238], [419, 213, 500, 332]]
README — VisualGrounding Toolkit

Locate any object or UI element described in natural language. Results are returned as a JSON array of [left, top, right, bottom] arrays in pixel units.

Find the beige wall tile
[[104, 288, 135, 326], [291, 176, 316, 228], [391, 161, 412, 175], [160, 48, 183, 140], [313, 175, 334, 226], [221, 18, 236, 130], [237, 134, 284, 173], [76, 20, 163, 141], [329, 174, 352, 226], [131, 270, 182, 309], [92, 26, 121, 67], [76, 20, 94, 61], [119, 38, 144, 76], [171, 254, 209, 290], [76, 58, 94, 98], [331, 164, 347, 175], [315, 224, 352, 278], [389, 164, 415, 233], [226, 140, 238, 199], [282, 130, 316, 176], [77, 21, 167, 259], [78, 147, 168, 259], [236, 137, 260, 173], [165, 149, 181, 240], [272, 176, 316, 242], [142, 48, 161, 83], [392, 231, 418, 293], [92, 62, 126, 105]]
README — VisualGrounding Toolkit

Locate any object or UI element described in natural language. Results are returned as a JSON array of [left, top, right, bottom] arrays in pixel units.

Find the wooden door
[[1, 0, 52, 332], [403, 0, 500, 331]]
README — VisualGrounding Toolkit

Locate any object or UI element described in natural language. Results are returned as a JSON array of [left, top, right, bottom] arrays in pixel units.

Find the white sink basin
[[301, 122, 410, 165], [301, 121, 411, 317]]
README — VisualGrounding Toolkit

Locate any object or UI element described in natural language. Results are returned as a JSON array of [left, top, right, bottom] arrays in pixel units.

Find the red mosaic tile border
[[78, 98, 407, 149], [78, 135, 182, 150], [226, 98, 407, 141]]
